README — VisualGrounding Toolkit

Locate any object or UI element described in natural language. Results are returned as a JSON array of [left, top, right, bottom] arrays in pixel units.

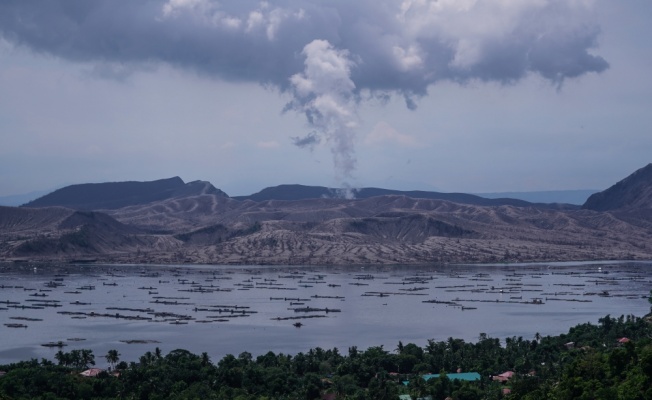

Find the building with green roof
[[402, 372, 481, 385]]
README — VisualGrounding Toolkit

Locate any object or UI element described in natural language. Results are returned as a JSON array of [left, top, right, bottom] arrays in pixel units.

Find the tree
[[55, 350, 71, 367], [201, 352, 211, 367], [54, 349, 95, 369], [301, 372, 322, 400], [79, 349, 95, 370], [139, 351, 154, 367], [396, 341, 405, 354], [408, 375, 427, 399], [105, 349, 120, 370]]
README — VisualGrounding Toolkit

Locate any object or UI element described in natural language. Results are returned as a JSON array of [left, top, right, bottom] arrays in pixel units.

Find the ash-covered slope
[[0, 206, 174, 258], [23, 177, 227, 210], [583, 164, 652, 211], [4, 165, 652, 264]]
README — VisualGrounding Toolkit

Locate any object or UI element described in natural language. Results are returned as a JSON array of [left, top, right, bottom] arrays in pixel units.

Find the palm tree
[[55, 350, 70, 367], [396, 341, 405, 354], [80, 349, 95, 369], [106, 349, 120, 370], [201, 352, 211, 367], [140, 351, 154, 367], [535, 332, 542, 343]]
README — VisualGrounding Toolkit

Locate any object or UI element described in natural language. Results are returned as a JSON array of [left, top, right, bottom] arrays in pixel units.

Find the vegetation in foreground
[[1, 314, 652, 400]]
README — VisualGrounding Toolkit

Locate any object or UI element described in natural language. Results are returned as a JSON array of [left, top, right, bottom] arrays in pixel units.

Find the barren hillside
[[2, 193, 651, 265], [3, 166, 650, 265], [583, 163, 652, 211]]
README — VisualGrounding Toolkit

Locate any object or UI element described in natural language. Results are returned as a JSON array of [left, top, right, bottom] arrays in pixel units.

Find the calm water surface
[[0, 262, 650, 366]]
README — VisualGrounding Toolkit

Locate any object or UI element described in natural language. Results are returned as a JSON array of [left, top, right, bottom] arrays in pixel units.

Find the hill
[[234, 184, 574, 209], [2, 164, 651, 265], [22, 177, 227, 210], [478, 189, 597, 205], [583, 163, 652, 211], [0, 206, 174, 259]]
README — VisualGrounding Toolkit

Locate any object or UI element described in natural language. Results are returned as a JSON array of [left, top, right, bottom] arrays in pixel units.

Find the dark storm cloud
[[0, 0, 610, 183], [0, 0, 608, 93]]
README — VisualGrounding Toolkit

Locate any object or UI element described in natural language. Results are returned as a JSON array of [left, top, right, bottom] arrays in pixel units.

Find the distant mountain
[[478, 190, 598, 205], [23, 177, 227, 210], [0, 189, 51, 207], [234, 184, 572, 209], [354, 188, 548, 208], [4, 164, 652, 265], [583, 164, 652, 211], [233, 184, 333, 202]]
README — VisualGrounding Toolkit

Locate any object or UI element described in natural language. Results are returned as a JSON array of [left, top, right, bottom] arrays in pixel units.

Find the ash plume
[[288, 39, 358, 183], [290, 131, 320, 151]]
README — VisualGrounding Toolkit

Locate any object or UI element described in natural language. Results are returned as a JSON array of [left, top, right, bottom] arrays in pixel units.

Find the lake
[[1, 261, 650, 366]]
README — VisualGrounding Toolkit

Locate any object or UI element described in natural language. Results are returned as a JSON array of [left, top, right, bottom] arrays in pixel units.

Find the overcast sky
[[1, 0, 650, 197]]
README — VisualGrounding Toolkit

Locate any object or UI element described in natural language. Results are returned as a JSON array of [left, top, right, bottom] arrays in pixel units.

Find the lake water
[[1, 261, 650, 366]]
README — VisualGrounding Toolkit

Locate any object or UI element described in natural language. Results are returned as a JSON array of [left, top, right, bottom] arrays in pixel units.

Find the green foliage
[[105, 349, 119, 370], [1, 314, 651, 399], [54, 349, 95, 369]]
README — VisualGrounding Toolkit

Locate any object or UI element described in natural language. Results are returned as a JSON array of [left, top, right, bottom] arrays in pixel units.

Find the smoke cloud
[[288, 39, 358, 181], [0, 0, 609, 185], [291, 131, 321, 150]]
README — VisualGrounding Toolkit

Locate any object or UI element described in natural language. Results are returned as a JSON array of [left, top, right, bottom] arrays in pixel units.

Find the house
[[80, 368, 104, 377], [403, 372, 481, 385], [492, 371, 514, 382], [617, 337, 631, 344], [423, 372, 481, 382]]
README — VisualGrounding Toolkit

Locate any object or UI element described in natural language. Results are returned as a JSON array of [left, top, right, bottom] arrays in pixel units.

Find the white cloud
[[246, 10, 265, 33], [392, 44, 424, 71], [242, 3, 306, 40], [289, 40, 356, 98], [396, 0, 589, 72], [162, 0, 211, 17]]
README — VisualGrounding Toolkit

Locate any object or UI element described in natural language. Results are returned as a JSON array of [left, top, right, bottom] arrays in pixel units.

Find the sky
[[1, 0, 651, 197]]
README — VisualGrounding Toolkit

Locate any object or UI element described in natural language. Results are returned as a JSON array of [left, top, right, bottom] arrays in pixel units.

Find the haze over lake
[[1, 262, 650, 366]]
